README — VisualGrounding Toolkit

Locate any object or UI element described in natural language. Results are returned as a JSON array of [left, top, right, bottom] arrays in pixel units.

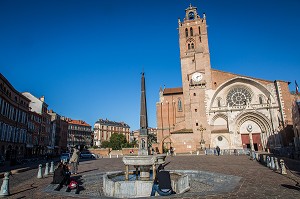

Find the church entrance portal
[[241, 133, 262, 151]]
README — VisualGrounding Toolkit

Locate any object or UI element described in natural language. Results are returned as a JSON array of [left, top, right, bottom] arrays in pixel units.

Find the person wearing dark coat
[[150, 163, 175, 196], [52, 162, 71, 191]]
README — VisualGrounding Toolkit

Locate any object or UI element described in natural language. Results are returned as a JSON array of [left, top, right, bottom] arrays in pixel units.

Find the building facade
[[292, 98, 300, 158], [93, 119, 130, 147], [48, 110, 68, 154], [0, 73, 30, 160], [156, 5, 294, 154], [65, 118, 92, 150], [22, 92, 52, 155]]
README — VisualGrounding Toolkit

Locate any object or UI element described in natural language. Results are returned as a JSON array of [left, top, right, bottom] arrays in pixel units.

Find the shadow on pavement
[[281, 184, 300, 191], [79, 168, 99, 174], [10, 183, 38, 196]]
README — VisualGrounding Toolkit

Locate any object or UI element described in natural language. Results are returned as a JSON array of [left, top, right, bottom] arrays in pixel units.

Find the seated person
[[52, 162, 71, 191], [150, 163, 175, 196]]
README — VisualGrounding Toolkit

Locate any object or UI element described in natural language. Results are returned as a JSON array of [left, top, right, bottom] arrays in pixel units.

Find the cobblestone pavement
[[3, 155, 300, 199]]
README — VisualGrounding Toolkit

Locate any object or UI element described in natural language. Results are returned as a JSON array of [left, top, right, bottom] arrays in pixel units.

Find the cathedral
[[156, 5, 294, 154]]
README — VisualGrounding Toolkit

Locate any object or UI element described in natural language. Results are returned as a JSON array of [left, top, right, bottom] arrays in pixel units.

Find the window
[[195, 109, 197, 112], [218, 99, 221, 107], [188, 12, 195, 20], [188, 44, 190, 50], [178, 98, 182, 111], [196, 123, 198, 126], [259, 96, 263, 104], [218, 136, 223, 141], [191, 43, 194, 49], [226, 87, 252, 107], [190, 27, 193, 36], [193, 93, 196, 96], [198, 26, 201, 34], [185, 28, 188, 37]]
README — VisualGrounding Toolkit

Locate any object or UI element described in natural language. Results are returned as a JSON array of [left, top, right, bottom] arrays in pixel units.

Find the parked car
[[60, 153, 70, 162], [80, 151, 96, 159]]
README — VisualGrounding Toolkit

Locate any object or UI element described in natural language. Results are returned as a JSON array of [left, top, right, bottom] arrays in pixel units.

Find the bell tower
[[178, 4, 212, 147]]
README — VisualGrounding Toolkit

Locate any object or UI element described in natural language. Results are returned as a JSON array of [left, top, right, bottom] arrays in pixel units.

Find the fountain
[[102, 73, 190, 198]]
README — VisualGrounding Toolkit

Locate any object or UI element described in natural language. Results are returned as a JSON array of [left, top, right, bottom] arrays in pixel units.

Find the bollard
[[117, 154, 119, 158], [109, 154, 111, 158], [274, 157, 280, 171], [262, 155, 266, 165], [197, 151, 199, 156], [37, 164, 43, 179], [255, 153, 259, 161], [252, 151, 256, 160], [270, 157, 275, 170], [0, 172, 11, 197], [280, 159, 287, 175], [49, 161, 54, 174], [44, 163, 49, 177], [266, 156, 270, 167]]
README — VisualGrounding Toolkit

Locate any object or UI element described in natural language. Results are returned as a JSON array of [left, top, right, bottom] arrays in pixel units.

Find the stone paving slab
[[4, 155, 300, 198]]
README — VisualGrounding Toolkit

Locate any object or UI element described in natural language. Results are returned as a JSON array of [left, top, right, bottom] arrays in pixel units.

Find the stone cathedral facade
[[156, 5, 293, 154]]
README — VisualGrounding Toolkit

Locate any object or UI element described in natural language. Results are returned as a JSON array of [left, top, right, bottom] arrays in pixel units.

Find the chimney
[[40, 96, 45, 102]]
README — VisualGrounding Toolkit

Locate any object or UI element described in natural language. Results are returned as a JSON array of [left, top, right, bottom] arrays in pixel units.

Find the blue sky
[[1, 0, 299, 131]]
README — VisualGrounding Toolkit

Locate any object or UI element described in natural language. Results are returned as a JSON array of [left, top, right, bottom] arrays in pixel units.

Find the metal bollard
[[274, 157, 280, 171], [255, 153, 259, 161], [280, 159, 287, 175], [197, 151, 199, 155], [266, 156, 270, 167], [37, 164, 43, 179], [49, 161, 54, 174], [262, 155, 266, 165], [44, 163, 49, 177], [0, 172, 11, 197], [270, 157, 275, 170], [252, 151, 256, 160]]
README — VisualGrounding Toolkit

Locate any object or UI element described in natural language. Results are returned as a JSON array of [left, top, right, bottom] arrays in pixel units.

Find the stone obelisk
[[138, 72, 149, 156]]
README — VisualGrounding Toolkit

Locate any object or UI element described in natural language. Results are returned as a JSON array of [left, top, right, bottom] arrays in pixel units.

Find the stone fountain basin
[[103, 170, 190, 198], [122, 154, 167, 166]]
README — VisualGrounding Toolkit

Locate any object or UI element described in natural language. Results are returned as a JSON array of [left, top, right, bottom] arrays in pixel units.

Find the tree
[[101, 141, 111, 149], [109, 133, 127, 150], [148, 133, 157, 148]]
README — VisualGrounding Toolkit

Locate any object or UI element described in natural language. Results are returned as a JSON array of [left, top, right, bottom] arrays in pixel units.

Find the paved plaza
[[2, 155, 300, 199]]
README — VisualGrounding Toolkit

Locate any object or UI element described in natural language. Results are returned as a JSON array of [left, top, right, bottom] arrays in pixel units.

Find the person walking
[[69, 147, 80, 174], [216, 146, 220, 156]]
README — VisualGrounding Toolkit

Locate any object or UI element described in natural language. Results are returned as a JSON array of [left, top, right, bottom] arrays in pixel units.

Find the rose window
[[226, 87, 252, 107]]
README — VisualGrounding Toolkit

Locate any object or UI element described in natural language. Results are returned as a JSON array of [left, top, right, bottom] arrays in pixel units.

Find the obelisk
[[138, 72, 148, 155]]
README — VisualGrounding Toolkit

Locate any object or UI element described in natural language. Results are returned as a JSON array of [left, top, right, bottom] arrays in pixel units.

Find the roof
[[211, 69, 290, 84], [67, 119, 91, 127], [96, 119, 130, 128], [170, 129, 193, 134], [163, 87, 183, 95]]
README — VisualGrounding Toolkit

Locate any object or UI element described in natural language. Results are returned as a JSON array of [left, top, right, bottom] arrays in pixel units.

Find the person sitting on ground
[[150, 162, 175, 196], [52, 162, 71, 191]]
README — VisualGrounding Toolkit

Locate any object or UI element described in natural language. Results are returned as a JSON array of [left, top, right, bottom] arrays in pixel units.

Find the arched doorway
[[235, 112, 272, 151], [161, 136, 172, 154]]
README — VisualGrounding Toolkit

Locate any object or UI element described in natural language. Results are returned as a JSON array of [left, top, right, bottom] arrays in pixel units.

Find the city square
[[1, 154, 300, 198], [1, 0, 300, 198]]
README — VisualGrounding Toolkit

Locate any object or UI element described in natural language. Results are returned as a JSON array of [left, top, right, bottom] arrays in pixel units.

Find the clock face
[[192, 72, 203, 82]]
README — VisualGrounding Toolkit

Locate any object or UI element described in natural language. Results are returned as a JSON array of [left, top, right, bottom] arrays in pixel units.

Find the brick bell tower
[[178, 4, 212, 149]]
